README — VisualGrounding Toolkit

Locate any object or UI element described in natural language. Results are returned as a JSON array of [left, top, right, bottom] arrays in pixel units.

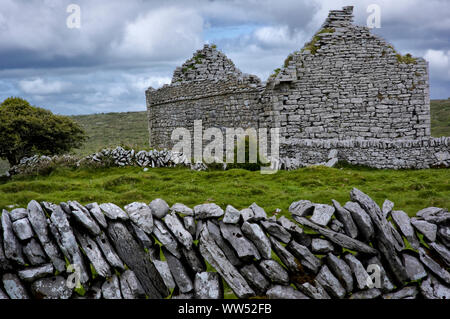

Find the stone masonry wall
[[261, 6, 430, 145], [146, 45, 264, 150], [1, 188, 449, 299]]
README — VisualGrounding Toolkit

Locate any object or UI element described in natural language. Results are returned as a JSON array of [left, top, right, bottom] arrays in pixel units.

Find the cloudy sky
[[0, 0, 449, 115]]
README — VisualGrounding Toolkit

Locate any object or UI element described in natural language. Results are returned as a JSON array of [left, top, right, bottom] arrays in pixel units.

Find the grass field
[[1, 165, 449, 215]]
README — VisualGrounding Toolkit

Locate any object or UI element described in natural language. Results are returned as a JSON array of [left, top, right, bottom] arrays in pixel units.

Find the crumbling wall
[[261, 6, 430, 151], [1, 188, 449, 299], [146, 45, 264, 150]]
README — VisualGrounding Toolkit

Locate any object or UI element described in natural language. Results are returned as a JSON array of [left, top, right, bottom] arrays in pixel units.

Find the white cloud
[[424, 49, 450, 80], [111, 6, 204, 60], [18, 78, 68, 95]]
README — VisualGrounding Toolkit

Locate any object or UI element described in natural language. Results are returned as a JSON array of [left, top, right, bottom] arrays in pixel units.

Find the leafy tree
[[0, 97, 86, 166]]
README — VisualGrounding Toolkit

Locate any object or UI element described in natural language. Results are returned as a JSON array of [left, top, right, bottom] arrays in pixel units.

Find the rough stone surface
[[344, 254, 371, 290], [223, 205, 240, 224], [269, 237, 300, 274], [420, 274, 450, 299], [194, 272, 222, 299], [164, 212, 193, 249], [310, 204, 334, 226], [154, 260, 176, 290], [418, 247, 450, 284], [239, 263, 270, 295], [75, 230, 111, 278], [23, 238, 47, 266], [153, 219, 181, 258], [391, 210, 420, 250], [299, 281, 330, 299], [18, 263, 54, 282], [382, 199, 394, 218], [311, 238, 335, 254], [86, 202, 108, 229], [289, 200, 315, 217], [31, 276, 72, 299], [194, 203, 224, 220], [287, 240, 321, 273], [277, 216, 311, 246], [68, 201, 101, 236], [383, 286, 419, 299], [241, 222, 271, 259], [2, 210, 26, 265], [260, 219, 291, 243], [316, 265, 346, 299], [429, 242, 450, 266], [266, 285, 309, 299], [206, 220, 241, 266], [119, 270, 146, 299], [125, 202, 154, 234], [170, 203, 193, 216], [411, 219, 437, 242], [344, 201, 374, 241], [163, 247, 194, 293], [9, 208, 28, 222], [183, 216, 196, 236], [2, 273, 30, 299], [149, 198, 170, 219], [102, 275, 122, 299], [258, 260, 290, 285], [326, 253, 353, 293], [349, 288, 381, 299], [99, 203, 129, 221], [220, 222, 260, 261], [332, 200, 358, 238], [249, 203, 267, 221], [12, 218, 34, 241], [402, 253, 427, 281], [95, 232, 125, 270]]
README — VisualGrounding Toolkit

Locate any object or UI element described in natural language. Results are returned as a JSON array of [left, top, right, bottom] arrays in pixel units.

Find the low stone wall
[[282, 137, 450, 169], [1, 188, 449, 299]]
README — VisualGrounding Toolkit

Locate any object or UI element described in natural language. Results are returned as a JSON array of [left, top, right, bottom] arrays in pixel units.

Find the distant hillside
[[0, 100, 449, 174]]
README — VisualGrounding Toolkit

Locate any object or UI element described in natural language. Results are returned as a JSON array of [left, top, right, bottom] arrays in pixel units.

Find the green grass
[[1, 165, 448, 215]]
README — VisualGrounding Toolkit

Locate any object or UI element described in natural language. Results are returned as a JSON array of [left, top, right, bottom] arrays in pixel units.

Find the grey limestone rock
[[199, 226, 255, 299], [298, 280, 330, 299], [311, 238, 335, 254], [287, 240, 321, 274], [269, 237, 300, 274], [194, 272, 222, 299], [152, 219, 181, 258], [23, 238, 47, 265], [120, 270, 146, 299], [344, 201, 374, 241], [316, 265, 346, 299], [429, 242, 450, 266], [240, 208, 254, 222], [102, 275, 122, 299], [68, 201, 101, 236], [107, 221, 169, 298], [31, 276, 72, 299], [2, 273, 30, 299], [9, 208, 28, 222], [18, 263, 54, 282], [241, 222, 271, 260], [149, 198, 170, 219], [164, 212, 193, 249], [382, 199, 394, 218], [95, 232, 125, 270], [266, 285, 309, 299], [402, 253, 427, 281], [125, 202, 154, 234], [182, 246, 206, 273], [326, 253, 353, 293], [183, 216, 196, 236], [383, 286, 419, 299], [349, 288, 381, 299], [75, 230, 111, 278], [420, 274, 450, 299], [220, 222, 260, 261], [277, 216, 311, 246], [171, 203, 194, 216], [292, 216, 377, 254], [206, 220, 241, 266], [289, 200, 314, 217], [85, 202, 108, 229], [194, 203, 224, 220], [163, 247, 194, 293], [391, 210, 420, 249], [411, 218, 437, 242], [239, 263, 270, 295], [99, 203, 129, 221], [153, 260, 176, 290], [223, 204, 240, 224], [249, 202, 267, 221], [258, 259, 289, 285], [310, 204, 334, 226], [1, 210, 26, 265], [344, 253, 371, 290], [332, 199, 358, 238], [12, 218, 34, 241], [365, 256, 395, 292], [260, 219, 291, 243], [418, 247, 450, 284]]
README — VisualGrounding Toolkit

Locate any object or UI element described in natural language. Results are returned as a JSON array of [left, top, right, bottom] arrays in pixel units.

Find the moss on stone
[[396, 53, 417, 64], [301, 28, 335, 55]]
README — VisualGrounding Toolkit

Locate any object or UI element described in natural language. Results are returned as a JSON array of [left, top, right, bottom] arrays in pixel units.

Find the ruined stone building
[[146, 6, 449, 169]]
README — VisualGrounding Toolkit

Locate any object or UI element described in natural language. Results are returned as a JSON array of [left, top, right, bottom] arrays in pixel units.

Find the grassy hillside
[[430, 99, 450, 137], [1, 165, 449, 215], [0, 100, 448, 174]]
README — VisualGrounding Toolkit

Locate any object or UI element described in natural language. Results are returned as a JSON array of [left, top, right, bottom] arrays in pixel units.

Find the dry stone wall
[[145, 6, 448, 169], [1, 188, 449, 299]]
